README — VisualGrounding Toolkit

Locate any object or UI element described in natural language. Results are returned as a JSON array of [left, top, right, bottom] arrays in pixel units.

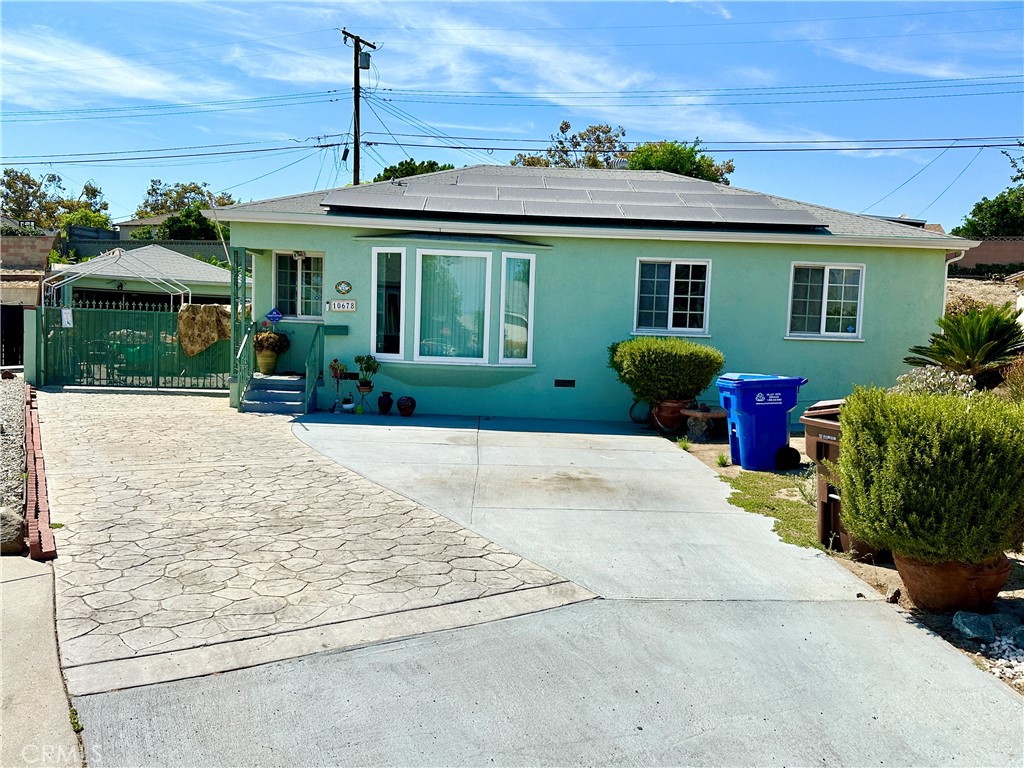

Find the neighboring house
[[113, 213, 174, 240], [1, 229, 56, 366], [42, 244, 235, 309], [216, 165, 976, 420]]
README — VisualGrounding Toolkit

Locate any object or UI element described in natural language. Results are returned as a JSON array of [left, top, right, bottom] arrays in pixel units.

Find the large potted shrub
[[837, 387, 1024, 612], [253, 326, 291, 375], [608, 337, 725, 433]]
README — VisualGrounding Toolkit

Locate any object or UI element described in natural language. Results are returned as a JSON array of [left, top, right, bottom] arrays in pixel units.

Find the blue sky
[[2, 1, 1021, 230]]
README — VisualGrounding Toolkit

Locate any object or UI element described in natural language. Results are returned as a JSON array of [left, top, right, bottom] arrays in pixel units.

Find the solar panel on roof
[[589, 190, 681, 206], [538, 176, 634, 191], [618, 204, 724, 223], [521, 201, 624, 218], [456, 173, 540, 188], [425, 197, 527, 215], [404, 183, 498, 200], [714, 207, 822, 226], [685, 194, 779, 209], [499, 187, 591, 203]]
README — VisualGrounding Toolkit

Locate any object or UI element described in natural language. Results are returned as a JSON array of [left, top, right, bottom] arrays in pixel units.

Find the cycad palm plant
[[904, 302, 1024, 387]]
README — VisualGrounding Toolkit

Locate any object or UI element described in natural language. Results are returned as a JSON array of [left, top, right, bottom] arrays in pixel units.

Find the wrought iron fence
[[42, 301, 231, 389], [304, 324, 324, 414], [236, 320, 255, 412]]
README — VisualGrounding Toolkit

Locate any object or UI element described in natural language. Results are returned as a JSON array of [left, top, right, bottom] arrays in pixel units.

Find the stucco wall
[[233, 222, 948, 420]]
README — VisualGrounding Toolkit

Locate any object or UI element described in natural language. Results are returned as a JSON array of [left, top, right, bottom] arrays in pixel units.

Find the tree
[[135, 180, 236, 218], [627, 140, 734, 185], [373, 159, 455, 182], [1, 169, 108, 230], [511, 121, 628, 169], [158, 203, 226, 240], [950, 185, 1024, 239], [56, 209, 113, 238]]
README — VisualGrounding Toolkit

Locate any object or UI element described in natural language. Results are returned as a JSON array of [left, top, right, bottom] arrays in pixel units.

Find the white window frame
[[785, 261, 866, 340], [414, 248, 492, 364], [632, 258, 712, 336], [271, 250, 324, 321], [369, 247, 407, 360], [498, 252, 536, 366]]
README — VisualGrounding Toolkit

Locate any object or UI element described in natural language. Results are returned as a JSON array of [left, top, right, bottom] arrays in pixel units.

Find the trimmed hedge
[[837, 388, 1024, 564], [608, 336, 724, 404]]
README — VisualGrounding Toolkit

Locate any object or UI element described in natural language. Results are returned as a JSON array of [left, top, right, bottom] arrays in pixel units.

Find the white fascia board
[[220, 210, 979, 251]]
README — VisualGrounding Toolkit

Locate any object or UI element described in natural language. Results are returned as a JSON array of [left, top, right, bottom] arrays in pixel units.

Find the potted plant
[[328, 358, 347, 411], [836, 387, 1024, 612], [253, 323, 291, 375], [354, 353, 381, 394], [608, 337, 724, 434]]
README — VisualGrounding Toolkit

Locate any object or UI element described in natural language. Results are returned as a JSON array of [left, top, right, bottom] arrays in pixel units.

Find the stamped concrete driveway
[[63, 408, 1022, 766], [39, 392, 590, 696]]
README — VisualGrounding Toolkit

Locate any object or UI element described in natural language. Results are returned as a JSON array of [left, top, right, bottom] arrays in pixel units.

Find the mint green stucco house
[[217, 166, 975, 420]]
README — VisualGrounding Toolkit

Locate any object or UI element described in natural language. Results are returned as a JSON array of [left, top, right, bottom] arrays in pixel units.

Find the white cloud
[[0, 26, 239, 109], [813, 42, 977, 80]]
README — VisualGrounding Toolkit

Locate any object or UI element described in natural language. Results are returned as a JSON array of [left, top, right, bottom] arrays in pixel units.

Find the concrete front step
[[241, 399, 304, 415], [243, 374, 309, 415]]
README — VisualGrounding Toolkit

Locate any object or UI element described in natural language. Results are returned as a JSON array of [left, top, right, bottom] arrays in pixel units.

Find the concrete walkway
[[38, 392, 591, 696], [1, 556, 81, 768]]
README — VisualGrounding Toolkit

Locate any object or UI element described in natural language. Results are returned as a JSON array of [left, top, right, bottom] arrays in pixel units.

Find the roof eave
[[221, 210, 977, 250]]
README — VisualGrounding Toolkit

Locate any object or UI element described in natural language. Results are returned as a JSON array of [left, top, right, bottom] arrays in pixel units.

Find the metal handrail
[[303, 325, 324, 414], [236, 320, 256, 412]]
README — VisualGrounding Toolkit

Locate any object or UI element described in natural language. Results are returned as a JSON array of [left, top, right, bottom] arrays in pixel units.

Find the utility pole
[[341, 28, 377, 186]]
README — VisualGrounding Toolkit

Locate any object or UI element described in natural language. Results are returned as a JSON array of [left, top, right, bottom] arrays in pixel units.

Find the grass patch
[[50, 522, 64, 529], [676, 437, 690, 451], [69, 707, 83, 733], [716, 452, 729, 467], [725, 470, 821, 551]]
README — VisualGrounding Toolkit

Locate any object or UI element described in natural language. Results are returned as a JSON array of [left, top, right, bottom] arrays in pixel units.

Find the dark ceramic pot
[[893, 553, 1011, 612], [397, 396, 416, 417], [378, 391, 394, 416]]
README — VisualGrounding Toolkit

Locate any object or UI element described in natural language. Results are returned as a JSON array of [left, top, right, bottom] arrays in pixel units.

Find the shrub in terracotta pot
[[608, 337, 724, 434], [253, 328, 291, 374], [837, 387, 1024, 612]]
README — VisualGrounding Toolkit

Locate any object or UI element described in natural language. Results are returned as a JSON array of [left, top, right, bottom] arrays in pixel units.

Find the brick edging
[[24, 385, 56, 560]]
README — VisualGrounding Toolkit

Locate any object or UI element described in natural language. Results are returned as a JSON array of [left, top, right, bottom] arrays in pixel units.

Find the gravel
[[979, 635, 1024, 684], [0, 375, 26, 510]]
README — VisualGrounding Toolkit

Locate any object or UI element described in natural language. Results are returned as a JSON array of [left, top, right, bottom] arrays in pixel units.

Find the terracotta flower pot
[[650, 399, 692, 435], [255, 350, 278, 375], [893, 553, 1011, 612]]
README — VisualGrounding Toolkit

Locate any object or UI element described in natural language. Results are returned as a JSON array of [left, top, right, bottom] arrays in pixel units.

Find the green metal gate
[[41, 301, 231, 389]]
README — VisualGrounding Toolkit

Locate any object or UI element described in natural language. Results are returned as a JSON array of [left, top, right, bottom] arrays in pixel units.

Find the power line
[[2, 90, 341, 117], [915, 148, 986, 218], [10, 143, 347, 166], [360, 133, 1023, 147], [1, 96, 343, 124], [377, 89, 1023, 109], [859, 144, 959, 213], [382, 75, 1022, 99], [363, 141, 1021, 154]]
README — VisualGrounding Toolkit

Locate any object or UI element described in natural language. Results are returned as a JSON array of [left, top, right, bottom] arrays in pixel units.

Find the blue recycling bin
[[717, 373, 808, 471]]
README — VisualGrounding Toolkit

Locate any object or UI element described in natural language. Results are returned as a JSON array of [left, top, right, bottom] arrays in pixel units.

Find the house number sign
[[329, 299, 356, 312]]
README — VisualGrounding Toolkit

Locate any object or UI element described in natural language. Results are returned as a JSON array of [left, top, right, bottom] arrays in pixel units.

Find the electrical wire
[[859, 143, 958, 213], [915, 148, 986, 217], [376, 89, 1023, 109], [361, 140, 1020, 154], [218, 150, 323, 193]]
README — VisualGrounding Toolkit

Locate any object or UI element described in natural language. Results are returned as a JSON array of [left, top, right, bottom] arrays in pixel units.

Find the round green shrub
[[837, 388, 1024, 564], [608, 336, 724, 404]]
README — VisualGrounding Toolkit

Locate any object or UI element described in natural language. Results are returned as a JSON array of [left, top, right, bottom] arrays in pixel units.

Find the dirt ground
[[946, 277, 1017, 307], [683, 429, 1024, 694]]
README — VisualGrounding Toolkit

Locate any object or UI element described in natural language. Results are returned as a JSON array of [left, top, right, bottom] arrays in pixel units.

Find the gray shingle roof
[[219, 165, 970, 242], [62, 245, 232, 285]]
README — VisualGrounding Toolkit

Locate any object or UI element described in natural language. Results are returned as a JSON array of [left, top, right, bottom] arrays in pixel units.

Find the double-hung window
[[499, 253, 535, 364], [371, 248, 406, 358], [415, 250, 491, 363], [634, 260, 711, 334], [275, 251, 323, 318], [788, 264, 864, 338]]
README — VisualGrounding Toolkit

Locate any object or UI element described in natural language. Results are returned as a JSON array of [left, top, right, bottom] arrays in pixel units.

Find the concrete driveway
[[65, 410, 1022, 766]]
